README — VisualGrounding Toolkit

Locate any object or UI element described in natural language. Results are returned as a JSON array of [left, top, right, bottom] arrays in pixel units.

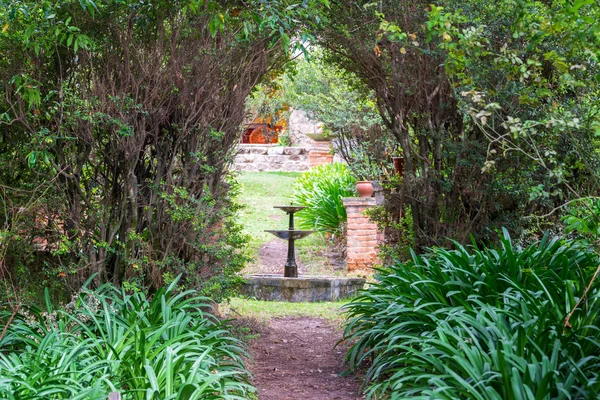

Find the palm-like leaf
[[0, 277, 255, 399], [343, 231, 600, 399]]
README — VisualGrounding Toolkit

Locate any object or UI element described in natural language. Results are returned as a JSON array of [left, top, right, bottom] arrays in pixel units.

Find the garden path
[[249, 316, 363, 400], [235, 171, 361, 398]]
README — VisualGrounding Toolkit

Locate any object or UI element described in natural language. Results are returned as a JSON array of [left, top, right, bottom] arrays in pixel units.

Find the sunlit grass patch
[[220, 297, 351, 324]]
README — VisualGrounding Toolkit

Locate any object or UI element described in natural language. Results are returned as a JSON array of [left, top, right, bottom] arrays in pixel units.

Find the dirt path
[[249, 317, 363, 400]]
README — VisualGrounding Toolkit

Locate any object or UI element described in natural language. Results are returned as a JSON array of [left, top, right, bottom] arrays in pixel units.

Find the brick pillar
[[309, 141, 333, 167], [342, 197, 380, 272]]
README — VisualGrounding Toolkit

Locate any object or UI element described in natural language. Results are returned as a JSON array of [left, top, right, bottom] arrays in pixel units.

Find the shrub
[[343, 230, 600, 399], [292, 163, 357, 236], [0, 277, 255, 399]]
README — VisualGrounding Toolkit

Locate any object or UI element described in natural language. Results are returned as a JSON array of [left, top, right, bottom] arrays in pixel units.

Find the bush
[[0, 277, 255, 399], [343, 231, 600, 399], [292, 163, 357, 236]]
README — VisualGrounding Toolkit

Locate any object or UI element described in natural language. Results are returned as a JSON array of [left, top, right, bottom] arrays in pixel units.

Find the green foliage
[[1, 0, 315, 298], [286, 50, 395, 179], [428, 0, 600, 200], [365, 200, 415, 263], [0, 277, 255, 399], [312, 0, 600, 250], [293, 163, 357, 236], [343, 231, 600, 399], [563, 197, 600, 245], [285, 50, 381, 135]]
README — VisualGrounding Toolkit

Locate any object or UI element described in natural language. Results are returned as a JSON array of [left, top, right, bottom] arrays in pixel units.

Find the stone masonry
[[235, 142, 334, 172], [342, 197, 381, 271], [235, 144, 309, 172], [242, 275, 366, 302]]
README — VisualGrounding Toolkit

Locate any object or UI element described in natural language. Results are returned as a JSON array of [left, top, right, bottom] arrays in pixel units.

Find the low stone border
[[235, 144, 310, 172], [241, 274, 366, 302]]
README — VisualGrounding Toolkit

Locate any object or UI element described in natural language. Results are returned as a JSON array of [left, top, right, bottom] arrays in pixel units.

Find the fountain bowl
[[265, 230, 316, 240], [274, 205, 307, 214]]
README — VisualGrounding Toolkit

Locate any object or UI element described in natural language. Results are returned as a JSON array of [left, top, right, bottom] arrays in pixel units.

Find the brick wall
[[342, 197, 380, 271], [309, 141, 334, 167]]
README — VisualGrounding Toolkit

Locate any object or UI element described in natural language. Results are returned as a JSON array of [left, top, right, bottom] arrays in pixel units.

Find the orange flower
[[374, 45, 382, 57]]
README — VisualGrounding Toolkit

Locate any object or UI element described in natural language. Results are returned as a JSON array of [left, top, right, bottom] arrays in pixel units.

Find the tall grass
[[343, 230, 600, 399], [0, 278, 255, 399], [293, 163, 357, 236]]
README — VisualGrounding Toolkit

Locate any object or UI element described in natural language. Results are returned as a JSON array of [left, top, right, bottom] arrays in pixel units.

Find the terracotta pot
[[392, 156, 405, 175], [356, 181, 374, 198]]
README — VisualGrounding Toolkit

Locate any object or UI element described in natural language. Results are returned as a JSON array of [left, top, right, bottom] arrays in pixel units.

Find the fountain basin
[[265, 230, 316, 240], [241, 274, 366, 302], [274, 205, 307, 213]]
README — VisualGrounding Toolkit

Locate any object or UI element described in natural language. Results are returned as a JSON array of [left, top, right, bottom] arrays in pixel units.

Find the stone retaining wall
[[235, 143, 335, 172], [242, 274, 366, 302], [235, 144, 309, 172]]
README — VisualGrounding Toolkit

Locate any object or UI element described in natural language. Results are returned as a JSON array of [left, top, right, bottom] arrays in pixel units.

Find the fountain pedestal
[[265, 205, 314, 278]]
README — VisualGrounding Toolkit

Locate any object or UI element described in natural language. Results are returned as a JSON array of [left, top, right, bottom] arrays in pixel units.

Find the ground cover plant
[[343, 231, 600, 399], [293, 163, 357, 237], [0, 278, 254, 399]]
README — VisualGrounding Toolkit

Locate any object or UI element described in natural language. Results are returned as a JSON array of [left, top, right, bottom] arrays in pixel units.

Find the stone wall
[[288, 109, 320, 147], [235, 143, 335, 172], [235, 144, 309, 172], [242, 275, 366, 302], [342, 197, 381, 271]]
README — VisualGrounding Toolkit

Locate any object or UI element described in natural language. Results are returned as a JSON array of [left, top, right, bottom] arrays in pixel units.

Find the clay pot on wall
[[356, 181, 374, 198]]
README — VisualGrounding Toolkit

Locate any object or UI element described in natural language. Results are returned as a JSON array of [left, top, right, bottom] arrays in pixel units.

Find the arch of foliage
[[0, 0, 327, 300], [309, 0, 600, 249]]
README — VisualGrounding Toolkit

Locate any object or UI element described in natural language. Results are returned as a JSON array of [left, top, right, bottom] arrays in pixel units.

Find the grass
[[220, 297, 350, 324], [236, 171, 331, 273]]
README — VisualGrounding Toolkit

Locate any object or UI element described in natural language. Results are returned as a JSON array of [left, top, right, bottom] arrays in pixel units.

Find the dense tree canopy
[[311, 0, 600, 248], [1, 0, 598, 294], [0, 0, 327, 299]]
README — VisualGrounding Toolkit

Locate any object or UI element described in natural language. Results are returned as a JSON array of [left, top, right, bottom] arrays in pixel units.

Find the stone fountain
[[265, 205, 314, 278], [242, 205, 366, 302]]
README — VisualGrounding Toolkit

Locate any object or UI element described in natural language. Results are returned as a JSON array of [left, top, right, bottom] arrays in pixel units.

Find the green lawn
[[236, 171, 331, 273], [220, 297, 350, 324], [236, 172, 299, 254]]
